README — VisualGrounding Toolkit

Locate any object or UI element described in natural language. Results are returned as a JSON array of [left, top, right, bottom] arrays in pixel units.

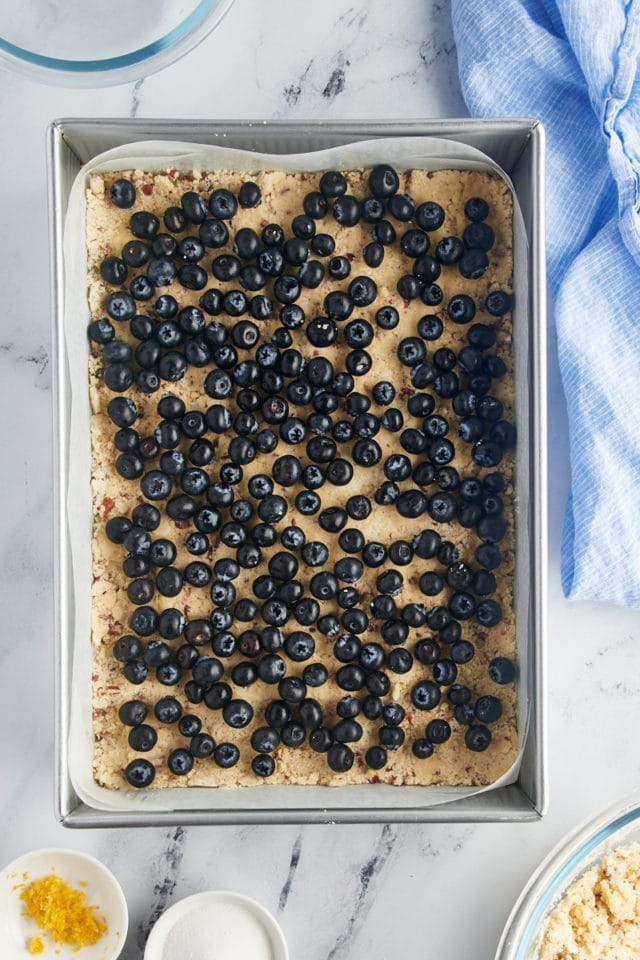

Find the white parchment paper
[[64, 137, 530, 814]]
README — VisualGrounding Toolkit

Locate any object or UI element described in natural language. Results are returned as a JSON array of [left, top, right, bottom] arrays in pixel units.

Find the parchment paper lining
[[64, 137, 530, 813]]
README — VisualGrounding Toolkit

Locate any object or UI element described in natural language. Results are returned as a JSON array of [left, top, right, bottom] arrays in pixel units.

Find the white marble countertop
[[1, 0, 639, 957]]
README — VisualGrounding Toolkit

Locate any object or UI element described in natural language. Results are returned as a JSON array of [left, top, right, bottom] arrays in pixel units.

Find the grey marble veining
[[1, 0, 640, 958]]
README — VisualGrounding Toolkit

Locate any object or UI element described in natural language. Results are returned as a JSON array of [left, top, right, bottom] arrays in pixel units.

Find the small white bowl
[[0, 847, 128, 960], [144, 891, 288, 960]]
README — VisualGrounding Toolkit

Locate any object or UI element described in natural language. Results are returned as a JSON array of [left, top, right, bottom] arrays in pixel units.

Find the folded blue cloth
[[452, 0, 640, 607]]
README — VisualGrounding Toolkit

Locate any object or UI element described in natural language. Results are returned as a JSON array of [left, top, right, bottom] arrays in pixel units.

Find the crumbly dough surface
[[85, 164, 517, 790], [538, 844, 640, 960]]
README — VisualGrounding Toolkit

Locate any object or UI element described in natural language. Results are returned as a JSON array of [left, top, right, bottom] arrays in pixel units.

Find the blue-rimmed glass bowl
[[496, 790, 640, 959], [0, 0, 236, 86]]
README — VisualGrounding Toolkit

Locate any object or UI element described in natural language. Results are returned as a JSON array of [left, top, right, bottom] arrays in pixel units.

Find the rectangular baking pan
[[49, 118, 547, 826]]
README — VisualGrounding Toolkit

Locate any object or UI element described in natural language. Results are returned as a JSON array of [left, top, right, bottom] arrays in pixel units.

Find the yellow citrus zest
[[20, 874, 107, 950]]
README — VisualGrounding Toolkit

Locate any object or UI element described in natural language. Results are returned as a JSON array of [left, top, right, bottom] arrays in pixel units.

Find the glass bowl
[[496, 790, 640, 959], [0, 0, 236, 87]]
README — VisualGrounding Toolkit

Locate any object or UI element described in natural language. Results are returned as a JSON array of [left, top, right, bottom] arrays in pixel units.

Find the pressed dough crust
[[86, 165, 517, 790], [538, 845, 640, 960]]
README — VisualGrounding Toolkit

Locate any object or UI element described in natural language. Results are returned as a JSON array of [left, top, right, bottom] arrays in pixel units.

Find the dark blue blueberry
[[332, 196, 361, 226], [432, 659, 457, 686], [110, 178, 136, 208], [465, 725, 492, 752], [397, 274, 422, 300], [459, 249, 489, 279], [387, 648, 413, 674], [368, 164, 399, 198], [334, 557, 364, 583], [125, 758, 155, 787], [199, 218, 230, 248], [379, 726, 405, 750], [213, 742, 240, 768], [412, 680, 441, 710], [412, 254, 441, 283], [489, 657, 517, 685], [415, 201, 445, 231], [327, 743, 354, 772], [436, 236, 464, 265], [485, 290, 512, 316], [333, 719, 363, 743], [463, 217, 496, 252]]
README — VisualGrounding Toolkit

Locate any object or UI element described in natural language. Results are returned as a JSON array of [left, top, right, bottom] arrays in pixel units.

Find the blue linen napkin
[[452, 0, 640, 607]]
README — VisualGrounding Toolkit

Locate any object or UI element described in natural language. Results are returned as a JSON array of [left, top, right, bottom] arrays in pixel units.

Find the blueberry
[[319, 170, 347, 198], [400, 228, 428, 259], [307, 234, 334, 261], [326, 458, 354, 485], [368, 164, 399, 198], [221, 699, 254, 729], [284, 631, 315, 662], [103, 361, 134, 393], [411, 739, 434, 760], [387, 648, 413, 674], [364, 746, 387, 770], [332, 195, 361, 226], [397, 337, 427, 367], [88, 317, 115, 344], [305, 317, 338, 347], [395, 489, 427, 518], [154, 696, 182, 725], [465, 725, 492, 752], [411, 680, 441, 710], [487, 657, 516, 687], [251, 754, 276, 778], [348, 275, 377, 307], [485, 290, 512, 316], [212, 742, 239, 768], [448, 294, 476, 324], [303, 663, 329, 688], [379, 726, 405, 750], [463, 221, 494, 251], [472, 440, 503, 469], [397, 275, 422, 300], [432, 659, 458, 685], [372, 219, 396, 245], [128, 723, 157, 751], [421, 284, 444, 308], [459, 249, 489, 279], [476, 599, 502, 627], [333, 719, 363, 743], [334, 557, 364, 583], [110, 178, 136, 208], [125, 758, 155, 787], [413, 254, 441, 283], [279, 723, 306, 750], [118, 700, 148, 726], [435, 236, 464, 265], [327, 743, 354, 773], [324, 290, 353, 321], [475, 695, 503, 724], [129, 211, 159, 241], [464, 196, 490, 222], [100, 255, 128, 286], [363, 241, 384, 268], [415, 200, 445, 230], [307, 728, 331, 753]]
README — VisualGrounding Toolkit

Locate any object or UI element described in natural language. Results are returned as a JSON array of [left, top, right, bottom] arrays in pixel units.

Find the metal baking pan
[[49, 118, 547, 826]]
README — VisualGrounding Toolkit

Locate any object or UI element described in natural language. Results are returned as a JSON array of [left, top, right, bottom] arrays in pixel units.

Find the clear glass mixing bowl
[[496, 789, 640, 959], [0, 0, 236, 86]]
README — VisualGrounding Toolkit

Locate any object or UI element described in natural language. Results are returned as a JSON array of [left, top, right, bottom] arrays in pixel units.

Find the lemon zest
[[20, 874, 107, 949]]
